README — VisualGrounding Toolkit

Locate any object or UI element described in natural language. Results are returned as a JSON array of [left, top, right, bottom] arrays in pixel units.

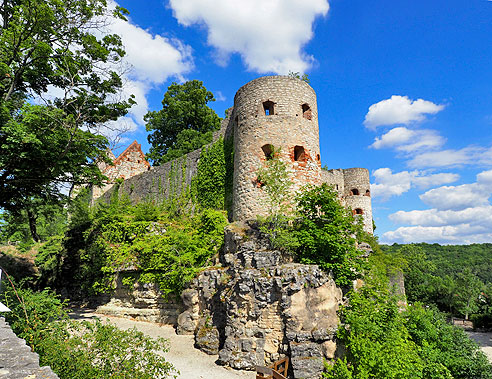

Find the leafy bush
[[97, 208, 228, 297], [1, 285, 177, 379], [324, 259, 492, 379], [296, 184, 366, 287]]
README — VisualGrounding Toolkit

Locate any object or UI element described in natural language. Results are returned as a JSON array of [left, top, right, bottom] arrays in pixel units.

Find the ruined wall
[[321, 168, 345, 195], [177, 225, 343, 379], [96, 118, 232, 204], [93, 141, 151, 199], [343, 168, 373, 234], [321, 168, 373, 234], [97, 149, 201, 204], [96, 271, 182, 324], [232, 76, 322, 221]]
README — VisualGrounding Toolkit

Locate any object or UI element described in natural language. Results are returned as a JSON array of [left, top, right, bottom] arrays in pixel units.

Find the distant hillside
[[381, 243, 492, 284]]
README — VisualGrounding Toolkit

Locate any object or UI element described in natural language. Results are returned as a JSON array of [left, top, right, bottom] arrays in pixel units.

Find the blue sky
[[100, 0, 492, 244]]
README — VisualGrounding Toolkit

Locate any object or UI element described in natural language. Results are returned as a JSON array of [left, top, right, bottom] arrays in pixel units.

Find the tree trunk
[[26, 208, 40, 242]]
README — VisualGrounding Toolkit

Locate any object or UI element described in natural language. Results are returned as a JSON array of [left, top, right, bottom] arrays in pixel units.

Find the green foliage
[[98, 209, 227, 297], [384, 244, 491, 322], [288, 71, 310, 83], [145, 80, 221, 165], [35, 235, 65, 288], [256, 146, 293, 219], [257, 214, 300, 253], [405, 304, 492, 379], [193, 137, 227, 209], [0, 201, 67, 244], [296, 184, 365, 287], [1, 285, 177, 379], [0, 0, 134, 240]]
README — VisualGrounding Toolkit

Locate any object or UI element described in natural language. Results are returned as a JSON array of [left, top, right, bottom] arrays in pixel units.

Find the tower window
[[353, 208, 364, 215], [263, 101, 274, 116], [316, 154, 320, 161], [294, 146, 305, 161], [365, 189, 371, 197], [261, 144, 274, 160], [350, 188, 359, 196], [235, 115, 239, 125], [302, 103, 312, 120]]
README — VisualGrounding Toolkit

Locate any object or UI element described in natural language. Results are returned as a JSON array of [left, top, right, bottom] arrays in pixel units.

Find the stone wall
[[95, 118, 232, 205], [96, 271, 182, 324], [322, 167, 373, 234], [177, 224, 343, 379], [232, 76, 322, 221], [93, 141, 151, 199], [0, 317, 59, 378]]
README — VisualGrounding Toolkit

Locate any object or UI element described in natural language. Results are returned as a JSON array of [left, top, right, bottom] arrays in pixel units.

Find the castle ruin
[[95, 76, 372, 233]]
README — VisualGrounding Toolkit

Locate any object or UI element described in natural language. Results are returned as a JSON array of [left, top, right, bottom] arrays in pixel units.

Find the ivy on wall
[[192, 136, 234, 214]]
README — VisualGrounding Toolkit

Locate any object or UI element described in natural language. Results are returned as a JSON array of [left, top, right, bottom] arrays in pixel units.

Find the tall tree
[[145, 80, 221, 165], [0, 0, 134, 240]]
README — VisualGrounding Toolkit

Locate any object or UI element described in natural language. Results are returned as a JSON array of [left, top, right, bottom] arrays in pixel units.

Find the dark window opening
[[316, 154, 320, 161], [353, 208, 364, 215], [235, 115, 239, 125], [336, 184, 339, 190], [365, 189, 371, 197], [263, 101, 274, 116], [350, 188, 359, 196], [262, 144, 274, 160], [302, 103, 312, 120], [294, 146, 305, 161]]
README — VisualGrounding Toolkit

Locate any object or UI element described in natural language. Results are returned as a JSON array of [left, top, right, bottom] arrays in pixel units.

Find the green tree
[[296, 184, 365, 286], [145, 80, 221, 165], [454, 268, 484, 320], [0, 0, 134, 240]]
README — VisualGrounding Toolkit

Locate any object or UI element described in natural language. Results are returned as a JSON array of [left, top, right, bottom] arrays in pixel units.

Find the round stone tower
[[342, 168, 373, 234], [232, 76, 322, 221]]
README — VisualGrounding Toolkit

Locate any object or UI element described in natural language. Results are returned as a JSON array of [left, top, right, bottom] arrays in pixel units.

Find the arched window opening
[[302, 103, 312, 120], [316, 154, 320, 161], [261, 144, 274, 160], [263, 101, 274, 116], [353, 208, 364, 215], [365, 189, 371, 197], [294, 146, 305, 161], [350, 188, 359, 196]]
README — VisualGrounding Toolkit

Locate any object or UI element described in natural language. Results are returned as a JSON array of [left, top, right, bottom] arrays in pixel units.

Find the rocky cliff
[[177, 224, 344, 378]]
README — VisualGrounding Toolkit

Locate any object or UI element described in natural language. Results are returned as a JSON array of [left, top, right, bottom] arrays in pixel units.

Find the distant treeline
[[382, 243, 492, 328]]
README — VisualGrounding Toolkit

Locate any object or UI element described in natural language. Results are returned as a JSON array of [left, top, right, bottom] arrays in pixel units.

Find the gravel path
[[70, 309, 254, 379], [467, 331, 492, 363]]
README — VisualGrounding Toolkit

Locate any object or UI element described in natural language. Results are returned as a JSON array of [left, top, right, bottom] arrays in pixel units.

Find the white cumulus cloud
[[364, 95, 445, 129], [371, 168, 459, 200], [370, 127, 444, 152], [382, 169, 492, 244], [168, 0, 329, 73], [408, 146, 492, 168], [107, 2, 193, 127]]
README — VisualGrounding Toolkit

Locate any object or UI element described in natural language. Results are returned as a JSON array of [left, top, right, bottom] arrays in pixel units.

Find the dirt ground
[[467, 331, 492, 363], [70, 309, 254, 379]]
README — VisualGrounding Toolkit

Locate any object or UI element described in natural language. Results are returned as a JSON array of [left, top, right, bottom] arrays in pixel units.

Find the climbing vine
[[192, 136, 234, 213]]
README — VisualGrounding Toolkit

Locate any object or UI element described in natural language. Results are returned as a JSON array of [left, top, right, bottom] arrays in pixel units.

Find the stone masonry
[[94, 75, 373, 233], [231, 76, 322, 221], [0, 317, 59, 379]]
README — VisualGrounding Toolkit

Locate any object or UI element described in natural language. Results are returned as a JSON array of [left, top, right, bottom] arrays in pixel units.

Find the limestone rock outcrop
[[177, 224, 343, 378]]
